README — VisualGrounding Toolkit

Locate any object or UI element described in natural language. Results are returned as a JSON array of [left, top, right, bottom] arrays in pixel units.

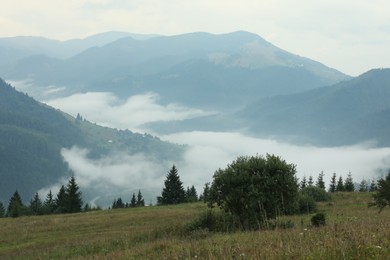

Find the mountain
[[238, 68, 390, 146], [0, 78, 184, 204], [2, 31, 350, 109]]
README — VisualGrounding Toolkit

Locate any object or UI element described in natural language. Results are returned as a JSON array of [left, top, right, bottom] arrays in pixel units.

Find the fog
[[27, 90, 390, 206]]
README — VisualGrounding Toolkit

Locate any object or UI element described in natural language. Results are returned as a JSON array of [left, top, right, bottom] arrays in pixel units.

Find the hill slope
[[238, 68, 390, 146], [0, 79, 184, 204]]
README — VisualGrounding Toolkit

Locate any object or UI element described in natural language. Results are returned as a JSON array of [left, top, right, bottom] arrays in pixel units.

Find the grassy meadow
[[0, 192, 389, 259]]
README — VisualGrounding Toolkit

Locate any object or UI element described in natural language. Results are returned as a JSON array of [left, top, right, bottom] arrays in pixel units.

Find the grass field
[[0, 192, 389, 259]]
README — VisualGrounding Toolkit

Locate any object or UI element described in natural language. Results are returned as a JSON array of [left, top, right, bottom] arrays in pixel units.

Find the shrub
[[297, 194, 317, 214], [301, 186, 331, 202], [186, 209, 235, 233], [311, 212, 326, 227]]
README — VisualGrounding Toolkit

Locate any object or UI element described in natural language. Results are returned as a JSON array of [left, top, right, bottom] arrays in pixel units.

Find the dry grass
[[0, 192, 389, 259]]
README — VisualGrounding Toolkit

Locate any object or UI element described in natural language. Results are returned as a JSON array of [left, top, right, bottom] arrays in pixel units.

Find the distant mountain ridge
[[0, 78, 183, 204], [238, 68, 390, 146], [1, 31, 350, 109]]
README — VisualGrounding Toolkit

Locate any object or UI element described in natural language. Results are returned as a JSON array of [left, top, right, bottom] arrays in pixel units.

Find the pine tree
[[336, 176, 345, 191], [157, 165, 186, 205], [65, 175, 83, 213], [359, 179, 368, 192], [130, 193, 137, 208], [136, 190, 145, 207], [329, 172, 337, 192], [308, 176, 314, 186], [0, 201, 5, 217], [44, 190, 55, 214], [30, 192, 43, 215], [344, 172, 355, 192], [7, 190, 24, 218], [369, 179, 377, 192], [186, 185, 198, 202], [300, 176, 307, 190], [316, 171, 325, 190], [112, 198, 124, 209], [55, 185, 67, 213], [202, 182, 210, 202]]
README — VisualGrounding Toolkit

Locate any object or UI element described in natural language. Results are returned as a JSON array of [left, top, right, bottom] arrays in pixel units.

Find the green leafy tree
[[157, 165, 186, 205], [344, 172, 355, 192], [130, 193, 137, 208], [336, 176, 345, 192], [136, 190, 145, 207], [369, 172, 390, 212], [329, 172, 337, 192], [316, 171, 325, 190], [0, 201, 5, 217], [65, 175, 83, 213], [207, 154, 299, 230], [7, 190, 24, 218], [29, 192, 43, 215]]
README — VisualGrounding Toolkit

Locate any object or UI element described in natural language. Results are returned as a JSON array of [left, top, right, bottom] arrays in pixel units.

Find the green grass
[[0, 193, 389, 259]]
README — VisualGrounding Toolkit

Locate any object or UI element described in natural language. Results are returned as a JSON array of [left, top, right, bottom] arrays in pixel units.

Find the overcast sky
[[1, 0, 389, 76]]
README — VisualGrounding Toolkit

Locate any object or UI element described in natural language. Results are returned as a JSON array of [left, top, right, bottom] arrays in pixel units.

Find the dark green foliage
[[0, 201, 5, 217], [344, 172, 355, 192], [369, 179, 377, 192], [316, 171, 325, 190], [157, 165, 186, 205], [136, 190, 145, 207], [311, 212, 326, 227], [336, 176, 345, 192], [7, 190, 24, 218], [300, 186, 330, 202], [370, 172, 390, 212], [55, 185, 67, 213], [201, 183, 210, 203], [65, 175, 83, 213], [186, 209, 234, 233], [297, 194, 317, 214], [359, 179, 368, 192], [112, 198, 125, 209], [308, 176, 314, 186], [329, 173, 337, 192], [186, 185, 198, 203], [43, 190, 56, 214], [29, 192, 43, 215], [207, 154, 299, 230], [130, 193, 137, 208], [300, 176, 307, 190]]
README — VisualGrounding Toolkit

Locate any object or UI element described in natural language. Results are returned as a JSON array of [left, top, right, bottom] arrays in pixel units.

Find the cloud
[[44, 91, 215, 132]]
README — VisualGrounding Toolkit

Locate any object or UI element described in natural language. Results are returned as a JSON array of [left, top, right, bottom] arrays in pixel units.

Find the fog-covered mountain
[[238, 68, 390, 146], [0, 78, 183, 204], [2, 31, 350, 109]]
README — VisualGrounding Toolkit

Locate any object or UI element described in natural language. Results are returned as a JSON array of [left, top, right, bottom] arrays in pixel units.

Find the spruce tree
[[44, 190, 55, 214], [369, 179, 377, 192], [130, 193, 137, 208], [308, 176, 314, 186], [30, 192, 43, 215], [316, 171, 325, 190], [359, 179, 368, 192], [336, 176, 345, 191], [300, 176, 307, 190], [157, 165, 186, 205], [344, 172, 355, 192], [7, 190, 24, 218], [202, 182, 210, 202], [65, 175, 83, 213], [329, 172, 337, 192], [0, 201, 5, 217], [136, 190, 145, 207], [55, 185, 67, 213], [186, 185, 198, 202]]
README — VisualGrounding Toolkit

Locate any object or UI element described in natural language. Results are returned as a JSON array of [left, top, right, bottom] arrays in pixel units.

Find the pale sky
[[1, 0, 390, 76]]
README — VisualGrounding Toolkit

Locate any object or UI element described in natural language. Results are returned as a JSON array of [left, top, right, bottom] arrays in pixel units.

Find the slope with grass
[[0, 192, 388, 259]]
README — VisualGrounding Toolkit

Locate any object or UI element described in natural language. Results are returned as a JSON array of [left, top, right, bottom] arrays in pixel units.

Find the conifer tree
[[359, 179, 368, 192], [202, 182, 210, 202], [0, 201, 5, 217], [308, 175, 314, 186], [30, 192, 43, 215], [329, 172, 337, 192], [55, 185, 67, 213], [157, 165, 186, 205], [7, 190, 24, 218], [112, 198, 124, 209], [186, 185, 198, 202], [336, 176, 345, 191], [300, 176, 307, 190], [65, 175, 83, 213], [369, 179, 377, 192], [344, 172, 355, 192], [369, 172, 390, 212], [136, 190, 145, 207], [130, 193, 137, 208], [44, 190, 55, 214], [316, 171, 325, 190]]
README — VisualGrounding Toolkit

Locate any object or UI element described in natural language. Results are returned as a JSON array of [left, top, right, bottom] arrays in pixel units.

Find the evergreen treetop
[[158, 165, 186, 205]]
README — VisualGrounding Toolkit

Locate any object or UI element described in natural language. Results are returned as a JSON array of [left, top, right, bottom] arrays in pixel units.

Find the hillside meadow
[[0, 192, 389, 259]]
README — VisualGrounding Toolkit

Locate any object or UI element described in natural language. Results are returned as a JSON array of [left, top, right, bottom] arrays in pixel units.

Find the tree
[[207, 154, 299, 230], [186, 185, 198, 202], [300, 176, 307, 190], [201, 182, 210, 202], [329, 172, 337, 192], [55, 185, 67, 213], [130, 193, 137, 208], [112, 198, 125, 209], [7, 190, 24, 218], [316, 171, 325, 190], [43, 190, 56, 214], [308, 176, 314, 186], [344, 172, 355, 192], [157, 165, 186, 205], [29, 192, 43, 215], [369, 179, 377, 192], [0, 201, 5, 217], [65, 175, 83, 213], [369, 172, 390, 212], [136, 190, 145, 207], [359, 179, 368, 192], [336, 176, 345, 192]]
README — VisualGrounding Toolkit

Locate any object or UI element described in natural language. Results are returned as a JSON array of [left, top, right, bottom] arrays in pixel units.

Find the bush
[[311, 212, 326, 227], [301, 186, 331, 202], [369, 172, 390, 212], [297, 194, 317, 214], [186, 209, 235, 233]]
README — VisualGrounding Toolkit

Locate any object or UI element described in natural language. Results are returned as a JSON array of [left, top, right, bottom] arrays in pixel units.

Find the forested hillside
[[0, 79, 184, 203]]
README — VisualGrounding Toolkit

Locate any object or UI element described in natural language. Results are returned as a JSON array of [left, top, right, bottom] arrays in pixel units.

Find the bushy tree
[[300, 186, 331, 202], [207, 154, 299, 230], [157, 165, 186, 205], [316, 171, 325, 190], [344, 172, 355, 192], [370, 172, 390, 212], [329, 173, 337, 192]]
